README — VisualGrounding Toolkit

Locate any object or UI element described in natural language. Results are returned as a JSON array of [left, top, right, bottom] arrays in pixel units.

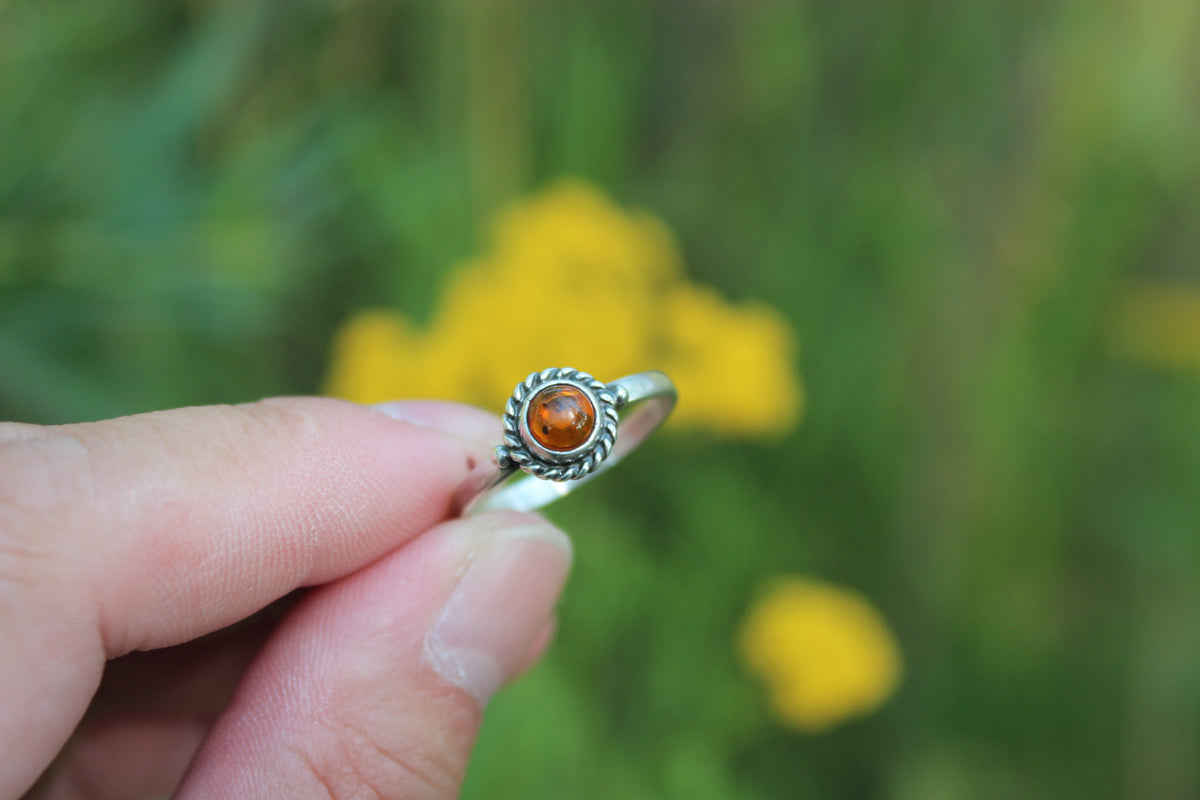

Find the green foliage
[[4, 1, 1200, 797]]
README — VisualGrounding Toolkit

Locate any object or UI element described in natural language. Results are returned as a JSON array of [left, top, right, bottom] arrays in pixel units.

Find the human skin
[[0, 398, 572, 799]]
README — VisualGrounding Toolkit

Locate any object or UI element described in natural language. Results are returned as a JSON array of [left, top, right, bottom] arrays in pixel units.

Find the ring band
[[457, 368, 676, 514]]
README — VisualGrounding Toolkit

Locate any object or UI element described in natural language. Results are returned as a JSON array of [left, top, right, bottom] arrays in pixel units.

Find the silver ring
[[457, 368, 676, 514]]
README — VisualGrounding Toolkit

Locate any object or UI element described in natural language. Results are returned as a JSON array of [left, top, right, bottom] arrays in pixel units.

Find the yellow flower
[[1107, 280, 1200, 372], [737, 576, 902, 733], [324, 311, 425, 401], [324, 179, 803, 438], [659, 284, 802, 436]]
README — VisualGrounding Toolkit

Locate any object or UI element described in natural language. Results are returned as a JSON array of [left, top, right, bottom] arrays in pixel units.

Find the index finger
[[16, 397, 501, 655]]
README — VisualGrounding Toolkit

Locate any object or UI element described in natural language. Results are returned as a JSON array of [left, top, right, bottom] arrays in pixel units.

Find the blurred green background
[[4, 1, 1200, 798]]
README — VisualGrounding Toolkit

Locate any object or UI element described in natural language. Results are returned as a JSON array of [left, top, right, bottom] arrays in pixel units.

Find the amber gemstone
[[526, 385, 596, 452]]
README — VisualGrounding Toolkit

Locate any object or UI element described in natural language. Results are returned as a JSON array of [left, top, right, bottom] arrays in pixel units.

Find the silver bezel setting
[[494, 367, 621, 482]]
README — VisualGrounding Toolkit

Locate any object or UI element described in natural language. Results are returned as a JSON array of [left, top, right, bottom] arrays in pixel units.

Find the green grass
[[3, 2, 1200, 798]]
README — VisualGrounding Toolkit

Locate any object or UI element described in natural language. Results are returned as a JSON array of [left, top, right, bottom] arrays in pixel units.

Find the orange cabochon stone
[[527, 385, 596, 452]]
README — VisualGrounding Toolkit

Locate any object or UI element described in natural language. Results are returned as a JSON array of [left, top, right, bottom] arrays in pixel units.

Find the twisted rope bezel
[[494, 367, 620, 482]]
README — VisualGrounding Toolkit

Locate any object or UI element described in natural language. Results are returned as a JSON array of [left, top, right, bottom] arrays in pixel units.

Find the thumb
[[174, 510, 571, 799]]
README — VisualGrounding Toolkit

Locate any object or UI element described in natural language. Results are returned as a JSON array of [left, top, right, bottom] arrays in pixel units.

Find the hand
[[1, 398, 572, 799]]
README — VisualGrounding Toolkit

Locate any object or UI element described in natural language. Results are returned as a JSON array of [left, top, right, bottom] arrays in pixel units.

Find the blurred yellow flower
[[1107, 280, 1200, 372], [737, 576, 902, 733], [325, 180, 803, 437]]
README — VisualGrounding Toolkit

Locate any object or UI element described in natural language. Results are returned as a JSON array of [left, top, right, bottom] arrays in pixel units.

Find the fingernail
[[424, 518, 573, 705], [371, 400, 501, 446], [371, 400, 457, 431]]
